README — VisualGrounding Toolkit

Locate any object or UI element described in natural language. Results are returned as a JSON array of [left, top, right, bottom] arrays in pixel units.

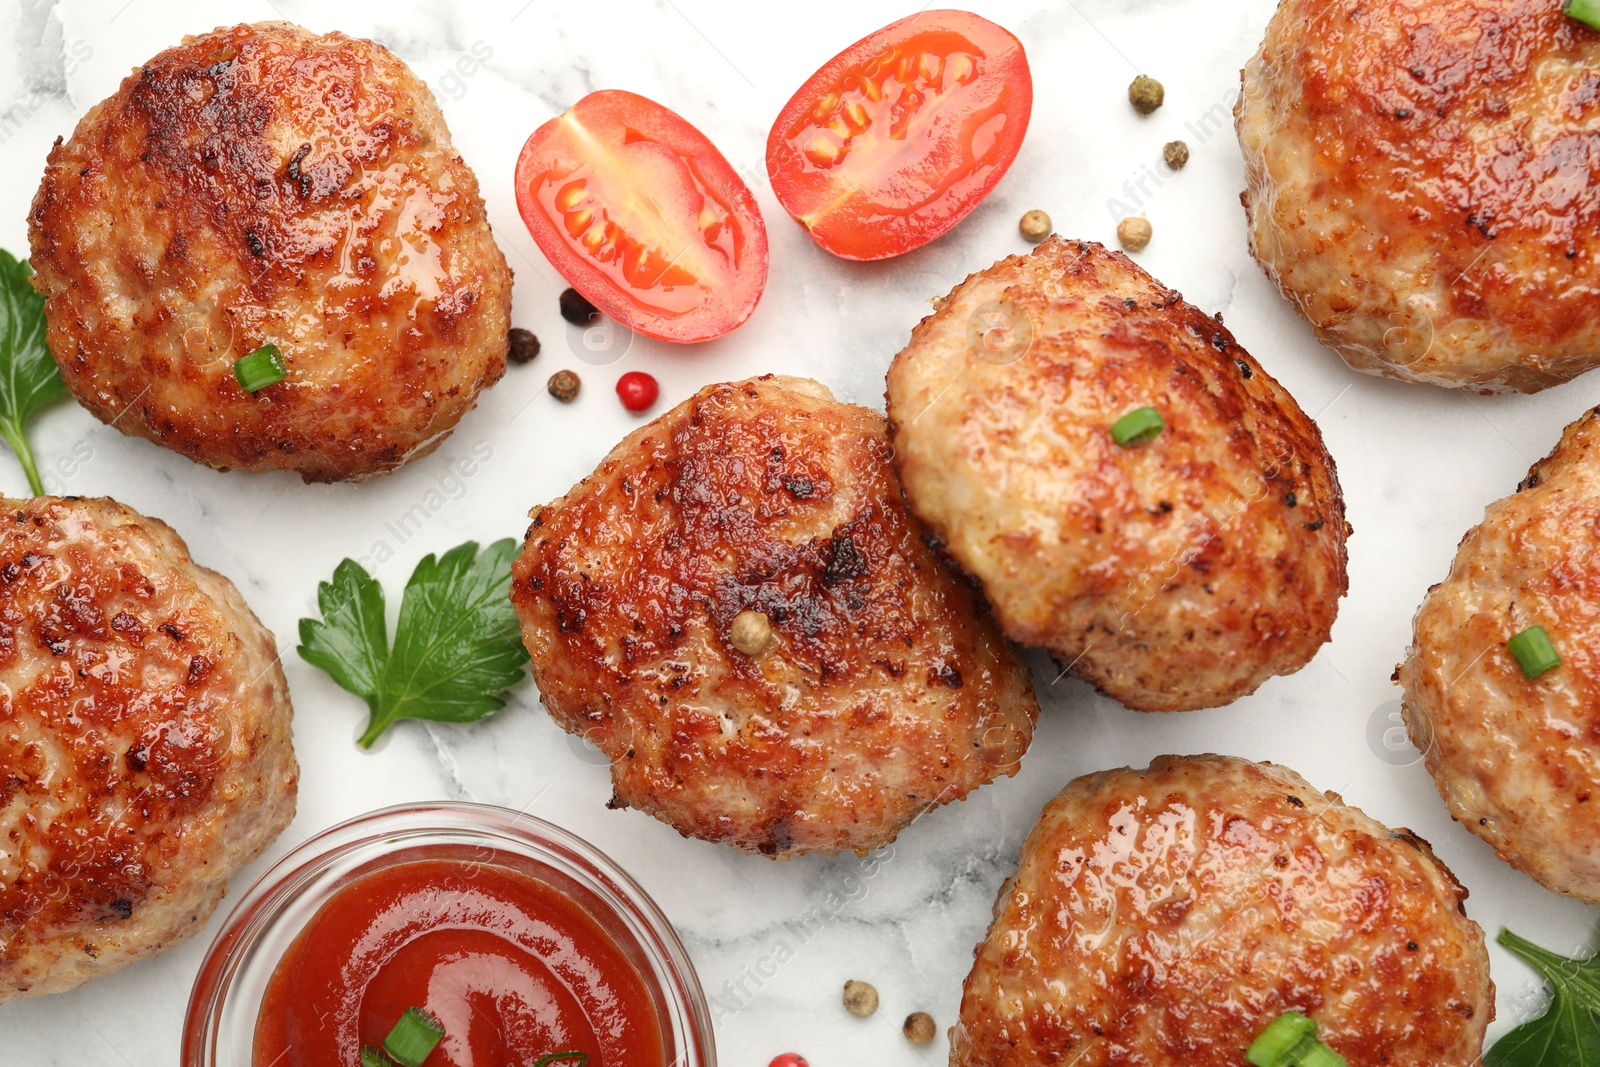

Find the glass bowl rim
[[181, 800, 716, 1067]]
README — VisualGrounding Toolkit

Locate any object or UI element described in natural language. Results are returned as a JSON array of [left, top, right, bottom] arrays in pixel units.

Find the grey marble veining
[[2, 0, 1599, 1063]]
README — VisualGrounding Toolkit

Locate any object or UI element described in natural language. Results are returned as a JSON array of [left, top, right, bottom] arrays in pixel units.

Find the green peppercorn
[[1117, 215, 1153, 252], [903, 1012, 938, 1046], [1019, 209, 1052, 243], [1129, 74, 1165, 115], [729, 610, 773, 655], [842, 979, 879, 1018]]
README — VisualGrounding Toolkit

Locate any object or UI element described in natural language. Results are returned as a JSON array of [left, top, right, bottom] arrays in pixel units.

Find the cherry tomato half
[[516, 90, 769, 343], [766, 10, 1032, 261]]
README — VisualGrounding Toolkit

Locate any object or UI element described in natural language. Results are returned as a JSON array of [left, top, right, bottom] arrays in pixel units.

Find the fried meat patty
[[1238, 0, 1600, 393], [0, 496, 297, 1001], [27, 22, 512, 480], [1399, 407, 1600, 901], [511, 376, 1039, 857], [954, 755, 1493, 1067], [885, 238, 1349, 712]]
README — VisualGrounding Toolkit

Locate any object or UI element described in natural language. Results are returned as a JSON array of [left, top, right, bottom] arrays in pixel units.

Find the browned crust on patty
[[0, 496, 296, 1001], [954, 755, 1493, 1067], [1400, 407, 1600, 900], [1238, 0, 1600, 392], [511, 376, 1039, 857], [886, 239, 1350, 712], [27, 22, 511, 480]]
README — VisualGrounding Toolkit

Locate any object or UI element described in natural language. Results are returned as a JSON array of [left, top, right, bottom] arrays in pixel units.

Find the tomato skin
[[769, 1056, 810, 1067], [615, 371, 660, 413], [516, 90, 769, 343], [766, 10, 1032, 261]]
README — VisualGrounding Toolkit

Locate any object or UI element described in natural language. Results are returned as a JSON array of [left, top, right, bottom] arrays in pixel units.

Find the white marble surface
[[2, 0, 1598, 1063]]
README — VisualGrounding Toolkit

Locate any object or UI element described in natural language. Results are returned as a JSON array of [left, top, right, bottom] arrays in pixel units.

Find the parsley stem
[[1498, 927, 1576, 981], [357, 712, 391, 750], [0, 419, 46, 496]]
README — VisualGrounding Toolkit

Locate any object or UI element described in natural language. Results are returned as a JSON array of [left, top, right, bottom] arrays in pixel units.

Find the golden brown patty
[[27, 21, 512, 481], [1399, 407, 1600, 901], [510, 376, 1039, 857], [0, 496, 297, 1002], [1238, 0, 1600, 393], [954, 755, 1493, 1067], [885, 238, 1349, 712]]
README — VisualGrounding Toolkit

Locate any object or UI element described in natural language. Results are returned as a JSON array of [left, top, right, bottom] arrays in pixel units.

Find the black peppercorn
[[559, 287, 600, 326], [507, 328, 540, 365]]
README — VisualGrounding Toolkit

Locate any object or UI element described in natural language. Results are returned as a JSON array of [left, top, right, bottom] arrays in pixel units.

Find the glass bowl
[[182, 802, 716, 1067]]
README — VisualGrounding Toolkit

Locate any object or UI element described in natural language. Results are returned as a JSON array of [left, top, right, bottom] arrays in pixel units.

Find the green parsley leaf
[[0, 249, 68, 496], [298, 539, 529, 748], [1486, 929, 1600, 1067]]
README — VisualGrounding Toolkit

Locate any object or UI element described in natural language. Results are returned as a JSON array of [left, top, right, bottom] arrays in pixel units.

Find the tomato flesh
[[767, 10, 1032, 261], [516, 90, 768, 343]]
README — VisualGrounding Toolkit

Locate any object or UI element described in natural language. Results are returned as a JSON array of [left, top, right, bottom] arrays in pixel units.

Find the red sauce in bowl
[[252, 858, 665, 1067]]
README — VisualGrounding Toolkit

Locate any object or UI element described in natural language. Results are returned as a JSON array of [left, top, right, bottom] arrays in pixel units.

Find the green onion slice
[[1565, 0, 1600, 31], [382, 1007, 445, 1067], [1110, 406, 1165, 447], [1295, 1044, 1351, 1067], [234, 343, 287, 392], [534, 1055, 589, 1067], [1247, 1012, 1319, 1067], [1508, 625, 1561, 680], [359, 1048, 393, 1067], [1246, 1011, 1348, 1067]]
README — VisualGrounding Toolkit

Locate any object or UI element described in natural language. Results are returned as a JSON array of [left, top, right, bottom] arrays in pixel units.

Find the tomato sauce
[[253, 858, 665, 1067]]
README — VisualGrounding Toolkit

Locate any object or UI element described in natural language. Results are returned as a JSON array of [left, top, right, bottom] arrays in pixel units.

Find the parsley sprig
[[0, 249, 68, 495], [1487, 929, 1600, 1066], [298, 539, 530, 748]]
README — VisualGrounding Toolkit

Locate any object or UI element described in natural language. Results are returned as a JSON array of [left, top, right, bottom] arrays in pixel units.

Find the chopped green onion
[[1565, 0, 1600, 31], [1508, 625, 1561, 679], [1110, 406, 1165, 447], [534, 1055, 588, 1067], [234, 343, 286, 392], [382, 1007, 444, 1067], [359, 1048, 393, 1067], [1246, 1012, 1316, 1065], [1295, 1045, 1350, 1067], [1247, 1012, 1319, 1067], [1247, 1011, 1348, 1067]]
